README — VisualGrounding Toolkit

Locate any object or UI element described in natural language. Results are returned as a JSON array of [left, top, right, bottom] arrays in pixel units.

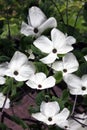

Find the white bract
[[21, 6, 57, 37], [0, 62, 8, 85], [25, 49, 35, 60], [26, 72, 56, 90], [84, 55, 87, 61], [51, 53, 79, 76], [68, 113, 87, 130], [0, 93, 10, 109], [64, 74, 87, 95], [32, 101, 70, 127], [5, 51, 35, 81], [33, 28, 76, 64]]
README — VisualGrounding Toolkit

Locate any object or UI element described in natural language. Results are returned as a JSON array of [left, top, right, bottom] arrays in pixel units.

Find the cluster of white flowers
[[0, 6, 87, 130]]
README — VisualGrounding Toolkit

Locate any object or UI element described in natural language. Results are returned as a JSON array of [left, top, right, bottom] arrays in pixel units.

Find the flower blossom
[[26, 72, 56, 90], [21, 6, 57, 37], [51, 53, 79, 76], [0, 62, 8, 85], [32, 101, 70, 128], [5, 51, 35, 81], [33, 28, 76, 64], [68, 113, 87, 130], [0, 93, 10, 109], [64, 74, 87, 95]]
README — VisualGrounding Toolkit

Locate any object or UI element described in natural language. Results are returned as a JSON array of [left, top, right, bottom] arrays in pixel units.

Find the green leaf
[[0, 123, 11, 130], [52, 89, 69, 109], [49, 125, 62, 130], [29, 105, 40, 114], [34, 62, 49, 75], [76, 62, 87, 76], [54, 71, 63, 84], [36, 91, 45, 105], [10, 116, 28, 129], [0, 56, 10, 62], [31, 45, 43, 56]]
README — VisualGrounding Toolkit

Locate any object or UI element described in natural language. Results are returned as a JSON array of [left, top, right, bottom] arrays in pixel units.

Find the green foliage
[[36, 91, 46, 105], [0, 123, 11, 130], [10, 116, 28, 129], [52, 89, 69, 109], [54, 71, 63, 84], [0, 0, 87, 130], [34, 61, 49, 75]]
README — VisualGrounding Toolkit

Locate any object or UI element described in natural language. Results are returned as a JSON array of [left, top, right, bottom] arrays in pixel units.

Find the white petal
[[68, 118, 81, 130], [8, 51, 28, 69], [29, 6, 46, 27], [32, 112, 55, 125], [65, 36, 76, 45], [56, 120, 69, 129], [26, 72, 47, 89], [33, 36, 53, 53], [55, 108, 70, 122], [20, 62, 35, 76], [57, 45, 73, 54], [0, 76, 6, 85], [0, 93, 10, 109], [42, 76, 56, 89], [32, 112, 47, 122], [51, 28, 65, 47], [63, 53, 79, 73], [64, 74, 81, 89], [40, 101, 60, 117], [81, 75, 87, 87], [52, 61, 63, 71], [20, 21, 34, 36], [26, 80, 38, 89], [28, 72, 46, 84], [4, 98, 10, 109], [0, 62, 8, 76], [39, 17, 57, 33], [15, 62, 35, 81], [84, 55, 87, 61], [40, 52, 57, 64]]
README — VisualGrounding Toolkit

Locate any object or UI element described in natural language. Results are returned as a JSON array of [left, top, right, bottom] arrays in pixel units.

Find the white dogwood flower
[[5, 51, 35, 81], [21, 6, 57, 37], [84, 55, 87, 61], [0, 93, 10, 109], [68, 113, 87, 130], [64, 74, 87, 95], [32, 101, 70, 126], [0, 62, 8, 85], [26, 72, 55, 90], [52, 53, 79, 76], [33, 28, 76, 64]]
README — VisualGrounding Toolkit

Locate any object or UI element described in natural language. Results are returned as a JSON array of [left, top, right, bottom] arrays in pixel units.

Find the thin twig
[[71, 95, 77, 116], [72, 116, 87, 127]]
